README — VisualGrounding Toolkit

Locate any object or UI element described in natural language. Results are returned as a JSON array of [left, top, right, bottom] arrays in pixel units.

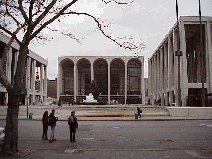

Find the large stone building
[[148, 16, 212, 106], [57, 56, 145, 104], [0, 32, 48, 105]]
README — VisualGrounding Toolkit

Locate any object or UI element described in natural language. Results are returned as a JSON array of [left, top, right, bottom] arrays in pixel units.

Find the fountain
[[83, 93, 98, 104]]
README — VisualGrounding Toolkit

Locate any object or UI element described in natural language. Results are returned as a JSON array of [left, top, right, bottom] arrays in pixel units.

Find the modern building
[[148, 16, 212, 106], [0, 32, 48, 105], [57, 56, 145, 105]]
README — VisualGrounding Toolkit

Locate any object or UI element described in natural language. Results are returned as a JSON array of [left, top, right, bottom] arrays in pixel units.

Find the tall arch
[[94, 58, 108, 95], [110, 58, 125, 95], [77, 58, 91, 95], [127, 58, 142, 104], [61, 59, 74, 95]]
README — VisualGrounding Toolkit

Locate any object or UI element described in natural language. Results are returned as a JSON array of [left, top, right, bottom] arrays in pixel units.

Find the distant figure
[[69, 99, 71, 106], [49, 109, 58, 142], [137, 107, 142, 118], [58, 98, 62, 108], [68, 111, 78, 142], [42, 111, 49, 140], [127, 98, 130, 105]]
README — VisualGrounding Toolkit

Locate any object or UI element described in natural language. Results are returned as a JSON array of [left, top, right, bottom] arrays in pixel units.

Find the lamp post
[[199, 0, 205, 107], [175, 0, 182, 107]]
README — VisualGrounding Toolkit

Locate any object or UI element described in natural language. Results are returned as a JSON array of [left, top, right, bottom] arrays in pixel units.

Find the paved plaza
[[0, 120, 212, 158]]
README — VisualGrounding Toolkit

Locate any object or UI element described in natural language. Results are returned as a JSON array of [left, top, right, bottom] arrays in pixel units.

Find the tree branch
[[0, 73, 12, 92], [0, 25, 21, 45], [32, 0, 57, 28], [18, 0, 29, 22], [62, 12, 141, 50], [31, 0, 78, 40], [102, 0, 134, 5]]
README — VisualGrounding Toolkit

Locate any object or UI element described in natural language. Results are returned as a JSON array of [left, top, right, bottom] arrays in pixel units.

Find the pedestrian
[[49, 109, 58, 142], [42, 111, 49, 140], [69, 99, 71, 106], [68, 111, 78, 142], [137, 107, 142, 118], [58, 98, 62, 108], [72, 99, 74, 106]]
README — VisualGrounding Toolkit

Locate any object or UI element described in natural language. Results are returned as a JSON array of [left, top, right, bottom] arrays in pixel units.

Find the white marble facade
[[0, 32, 48, 105], [148, 16, 212, 106], [57, 56, 145, 105]]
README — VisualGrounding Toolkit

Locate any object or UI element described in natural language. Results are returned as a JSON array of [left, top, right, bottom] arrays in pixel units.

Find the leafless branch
[[31, 0, 78, 40], [18, 0, 29, 22], [62, 11, 143, 50], [102, 0, 134, 5]]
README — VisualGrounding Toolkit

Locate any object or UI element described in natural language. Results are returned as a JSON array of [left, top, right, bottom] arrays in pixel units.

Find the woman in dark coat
[[42, 111, 49, 140]]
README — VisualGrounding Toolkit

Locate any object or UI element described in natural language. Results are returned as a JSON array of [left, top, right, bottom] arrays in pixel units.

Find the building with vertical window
[[148, 16, 212, 106], [57, 56, 145, 104], [0, 32, 48, 105]]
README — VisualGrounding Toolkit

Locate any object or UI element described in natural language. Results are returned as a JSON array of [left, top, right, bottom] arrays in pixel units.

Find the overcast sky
[[29, 0, 212, 80]]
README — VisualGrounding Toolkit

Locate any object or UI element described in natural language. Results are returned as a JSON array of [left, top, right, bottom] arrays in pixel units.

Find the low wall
[[167, 107, 212, 117]]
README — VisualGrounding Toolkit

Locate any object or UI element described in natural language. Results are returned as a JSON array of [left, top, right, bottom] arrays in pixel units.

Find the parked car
[[0, 127, 5, 141]]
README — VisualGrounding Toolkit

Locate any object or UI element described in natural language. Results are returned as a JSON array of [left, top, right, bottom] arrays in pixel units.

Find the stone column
[[74, 63, 77, 102], [160, 48, 164, 106], [31, 60, 36, 104], [168, 37, 172, 105], [148, 59, 152, 104], [57, 62, 62, 100], [26, 57, 31, 104], [206, 21, 212, 99], [157, 53, 160, 94], [173, 29, 179, 106], [6, 48, 12, 83], [164, 43, 169, 105], [91, 62, 94, 81], [44, 65, 47, 105], [141, 59, 145, 105], [152, 57, 156, 105], [40, 64, 44, 102], [13, 51, 19, 82], [108, 64, 110, 104], [180, 21, 188, 106], [125, 63, 127, 104], [160, 48, 163, 91]]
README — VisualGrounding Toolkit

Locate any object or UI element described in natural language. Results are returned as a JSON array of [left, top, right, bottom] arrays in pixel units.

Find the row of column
[[148, 21, 186, 106], [58, 58, 145, 105], [25, 57, 47, 105], [148, 20, 212, 106]]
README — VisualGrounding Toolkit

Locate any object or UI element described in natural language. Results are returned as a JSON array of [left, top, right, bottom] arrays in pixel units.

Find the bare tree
[[0, 0, 144, 155]]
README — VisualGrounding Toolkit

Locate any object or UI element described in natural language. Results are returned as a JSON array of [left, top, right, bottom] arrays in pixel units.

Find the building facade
[[47, 78, 57, 99], [57, 56, 145, 105], [0, 32, 48, 105], [148, 16, 212, 106]]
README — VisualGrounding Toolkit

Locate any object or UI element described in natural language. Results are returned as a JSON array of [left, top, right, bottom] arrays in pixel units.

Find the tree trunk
[[1, 92, 19, 155], [1, 45, 28, 155]]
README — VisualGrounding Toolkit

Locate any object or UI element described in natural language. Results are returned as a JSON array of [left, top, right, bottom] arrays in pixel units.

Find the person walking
[[42, 111, 49, 140], [137, 107, 142, 118], [68, 111, 78, 142], [49, 109, 58, 142]]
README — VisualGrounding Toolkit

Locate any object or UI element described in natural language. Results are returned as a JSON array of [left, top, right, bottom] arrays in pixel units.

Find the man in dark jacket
[[68, 111, 78, 142], [49, 109, 58, 142]]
